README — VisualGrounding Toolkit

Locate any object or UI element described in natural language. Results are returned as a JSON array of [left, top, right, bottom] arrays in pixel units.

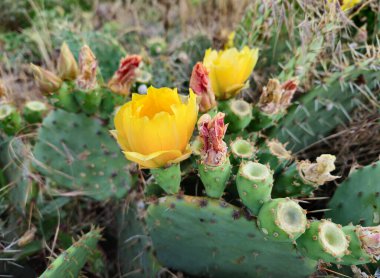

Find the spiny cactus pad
[[326, 161, 380, 226], [39, 228, 102, 278], [33, 109, 131, 200], [147, 195, 317, 278], [270, 68, 380, 152], [118, 202, 162, 277]]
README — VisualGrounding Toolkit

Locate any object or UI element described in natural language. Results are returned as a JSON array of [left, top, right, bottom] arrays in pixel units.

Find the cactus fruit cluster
[[0, 0, 379, 277]]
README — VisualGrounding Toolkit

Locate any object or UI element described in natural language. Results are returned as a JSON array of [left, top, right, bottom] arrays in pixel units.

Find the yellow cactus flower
[[203, 47, 259, 100], [112, 86, 198, 169], [328, 0, 361, 11]]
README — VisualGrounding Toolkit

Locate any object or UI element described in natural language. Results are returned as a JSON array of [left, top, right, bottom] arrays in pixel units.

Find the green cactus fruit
[[326, 161, 380, 226], [340, 225, 373, 265], [256, 139, 293, 174], [74, 88, 102, 115], [230, 138, 255, 165], [147, 195, 318, 277], [236, 161, 273, 215], [118, 202, 162, 277], [273, 154, 338, 198], [198, 158, 232, 198], [0, 103, 22, 136], [218, 99, 252, 133], [297, 220, 349, 263], [257, 198, 307, 242], [151, 164, 181, 195], [51, 82, 79, 113], [39, 228, 102, 278], [33, 109, 131, 200], [23, 101, 48, 124]]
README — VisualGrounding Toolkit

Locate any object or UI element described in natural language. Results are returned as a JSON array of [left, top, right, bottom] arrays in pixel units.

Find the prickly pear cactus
[[39, 228, 102, 278], [147, 195, 317, 278], [118, 199, 162, 277], [326, 161, 380, 226], [33, 109, 131, 200]]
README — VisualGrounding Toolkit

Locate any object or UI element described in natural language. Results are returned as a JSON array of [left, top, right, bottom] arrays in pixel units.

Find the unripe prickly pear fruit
[[0, 103, 22, 135], [297, 219, 349, 263], [257, 198, 307, 242], [218, 99, 252, 132], [197, 112, 231, 198], [23, 100, 48, 124], [236, 161, 273, 215]]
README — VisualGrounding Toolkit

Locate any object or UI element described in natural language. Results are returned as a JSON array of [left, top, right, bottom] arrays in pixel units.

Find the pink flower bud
[[198, 112, 228, 166], [76, 45, 98, 90], [259, 78, 298, 114], [108, 55, 142, 96], [190, 62, 216, 112]]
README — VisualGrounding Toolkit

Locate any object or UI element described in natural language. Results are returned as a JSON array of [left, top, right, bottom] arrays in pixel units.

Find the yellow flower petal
[[203, 47, 259, 100], [113, 86, 198, 168]]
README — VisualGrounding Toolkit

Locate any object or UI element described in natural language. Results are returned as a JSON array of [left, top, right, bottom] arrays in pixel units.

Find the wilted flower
[[189, 62, 216, 112], [203, 47, 259, 100], [76, 45, 98, 90], [30, 64, 62, 94], [298, 154, 339, 185], [57, 42, 79, 80], [108, 55, 142, 96], [198, 112, 228, 166], [112, 87, 198, 169], [359, 226, 380, 259], [259, 79, 298, 114]]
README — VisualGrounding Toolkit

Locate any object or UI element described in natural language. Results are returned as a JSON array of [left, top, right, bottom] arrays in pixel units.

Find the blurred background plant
[[0, 0, 379, 277]]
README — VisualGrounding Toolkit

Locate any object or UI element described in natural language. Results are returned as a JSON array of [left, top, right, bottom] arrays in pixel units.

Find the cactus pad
[[39, 228, 102, 278], [33, 109, 131, 200], [147, 195, 317, 277], [326, 161, 380, 226]]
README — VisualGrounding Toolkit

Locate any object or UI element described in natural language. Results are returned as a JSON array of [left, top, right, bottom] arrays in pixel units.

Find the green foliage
[[33, 109, 131, 200], [147, 195, 317, 277], [326, 161, 380, 226]]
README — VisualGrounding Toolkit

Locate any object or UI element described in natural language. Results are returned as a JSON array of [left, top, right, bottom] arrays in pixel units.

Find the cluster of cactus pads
[[0, 1, 379, 277]]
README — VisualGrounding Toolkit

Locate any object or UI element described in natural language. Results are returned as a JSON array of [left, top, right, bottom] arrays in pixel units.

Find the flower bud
[[30, 64, 62, 94], [76, 45, 98, 90], [190, 62, 216, 112], [57, 42, 79, 80], [108, 54, 142, 95], [259, 78, 298, 114], [198, 112, 228, 166], [359, 226, 380, 259]]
